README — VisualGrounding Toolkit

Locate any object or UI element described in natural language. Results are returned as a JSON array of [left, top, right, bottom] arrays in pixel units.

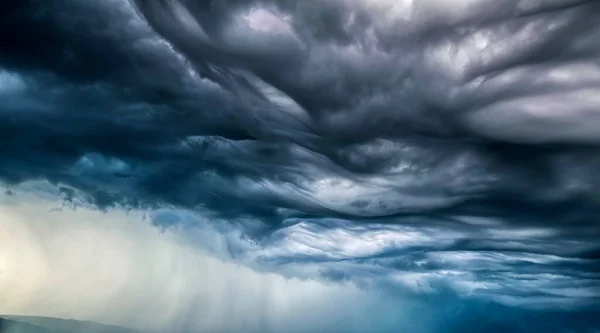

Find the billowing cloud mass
[[1, 192, 598, 333], [0, 194, 428, 333], [0, 0, 600, 331]]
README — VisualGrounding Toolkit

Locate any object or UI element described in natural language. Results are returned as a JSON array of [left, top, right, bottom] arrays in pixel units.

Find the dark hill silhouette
[[0, 316, 138, 333]]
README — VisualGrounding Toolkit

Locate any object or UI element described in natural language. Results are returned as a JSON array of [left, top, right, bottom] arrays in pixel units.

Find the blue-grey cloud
[[2, 193, 599, 333], [1, 0, 599, 329]]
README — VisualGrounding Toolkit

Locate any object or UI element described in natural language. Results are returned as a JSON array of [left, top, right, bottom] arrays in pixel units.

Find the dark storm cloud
[[1, 0, 599, 311]]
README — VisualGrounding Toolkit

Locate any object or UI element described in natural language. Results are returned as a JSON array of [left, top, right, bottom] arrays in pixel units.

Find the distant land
[[0, 316, 139, 333]]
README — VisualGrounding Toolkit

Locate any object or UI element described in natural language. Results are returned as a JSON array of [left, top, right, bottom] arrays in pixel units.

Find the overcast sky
[[0, 0, 599, 332]]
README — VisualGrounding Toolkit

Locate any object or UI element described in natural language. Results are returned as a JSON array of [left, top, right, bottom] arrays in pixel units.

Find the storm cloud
[[1, 0, 600, 321]]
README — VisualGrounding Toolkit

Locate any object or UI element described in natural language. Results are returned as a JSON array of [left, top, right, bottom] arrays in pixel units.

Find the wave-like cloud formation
[[3, 194, 598, 333], [1, 0, 599, 310], [0, 194, 429, 333]]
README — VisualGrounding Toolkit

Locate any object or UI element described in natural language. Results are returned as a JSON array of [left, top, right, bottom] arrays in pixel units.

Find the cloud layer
[[1, 194, 599, 333], [0, 194, 429, 333], [0, 0, 599, 314]]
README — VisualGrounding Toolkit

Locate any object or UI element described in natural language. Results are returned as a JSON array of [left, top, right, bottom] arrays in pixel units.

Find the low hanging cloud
[[1, 193, 599, 333], [1, 193, 432, 333], [1, 0, 599, 314]]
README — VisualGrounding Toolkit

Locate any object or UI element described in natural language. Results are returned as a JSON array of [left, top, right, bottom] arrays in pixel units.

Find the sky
[[0, 0, 599, 332]]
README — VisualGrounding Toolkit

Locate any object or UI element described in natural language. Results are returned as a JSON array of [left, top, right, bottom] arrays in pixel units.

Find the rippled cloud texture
[[1, 192, 428, 333], [1, 0, 600, 331]]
